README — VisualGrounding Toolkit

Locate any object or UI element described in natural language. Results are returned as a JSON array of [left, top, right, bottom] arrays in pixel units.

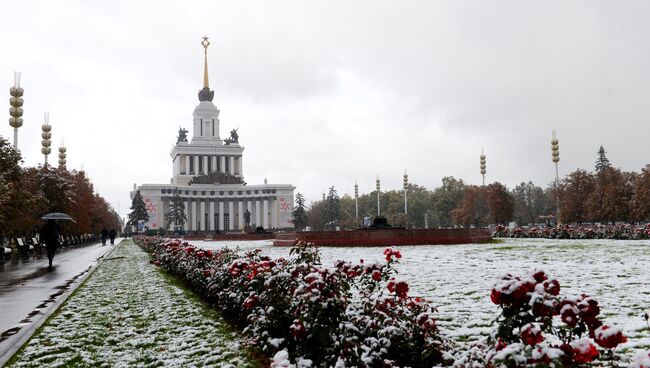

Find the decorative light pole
[[9, 71, 24, 150], [58, 139, 67, 169], [354, 180, 359, 221], [551, 130, 560, 223], [480, 148, 487, 186], [41, 113, 52, 166], [403, 169, 408, 227], [376, 175, 381, 216]]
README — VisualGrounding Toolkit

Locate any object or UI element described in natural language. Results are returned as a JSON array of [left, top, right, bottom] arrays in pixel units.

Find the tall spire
[[202, 36, 210, 88], [198, 36, 215, 102]]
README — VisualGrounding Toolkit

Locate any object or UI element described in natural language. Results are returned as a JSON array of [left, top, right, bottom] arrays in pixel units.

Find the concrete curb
[[0, 240, 123, 367]]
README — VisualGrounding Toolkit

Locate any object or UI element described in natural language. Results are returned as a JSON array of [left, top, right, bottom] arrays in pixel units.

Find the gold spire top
[[201, 36, 210, 88]]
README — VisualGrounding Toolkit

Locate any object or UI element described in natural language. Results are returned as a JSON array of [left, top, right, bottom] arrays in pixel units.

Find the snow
[[7, 240, 258, 367], [202, 237, 650, 363]]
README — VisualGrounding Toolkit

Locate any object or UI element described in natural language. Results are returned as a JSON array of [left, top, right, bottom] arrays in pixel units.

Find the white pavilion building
[[131, 37, 295, 232]]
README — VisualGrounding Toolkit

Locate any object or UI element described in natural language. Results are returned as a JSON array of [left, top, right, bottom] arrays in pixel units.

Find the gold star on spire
[[201, 36, 210, 88]]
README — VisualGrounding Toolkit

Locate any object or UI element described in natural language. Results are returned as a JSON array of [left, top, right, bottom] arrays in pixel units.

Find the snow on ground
[[201, 238, 650, 362], [7, 240, 259, 368]]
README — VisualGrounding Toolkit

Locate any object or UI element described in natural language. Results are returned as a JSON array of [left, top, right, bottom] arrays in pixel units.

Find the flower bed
[[494, 224, 650, 240], [134, 236, 649, 367]]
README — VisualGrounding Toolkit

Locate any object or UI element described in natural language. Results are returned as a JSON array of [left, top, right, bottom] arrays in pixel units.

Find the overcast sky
[[2, 1, 650, 219]]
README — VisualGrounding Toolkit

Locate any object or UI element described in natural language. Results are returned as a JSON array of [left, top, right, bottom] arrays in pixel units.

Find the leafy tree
[[431, 176, 466, 227], [485, 182, 514, 225], [595, 145, 611, 173], [452, 185, 489, 227], [630, 168, 650, 222], [307, 200, 326, 231], [292, 192, 309, 231], [128, 190, 149, 229], [559, 169, 595, 224], [587, 167, 633, 224], [323, 186, 340, 224], [512, 181, 547, 225], [166, 191, 187, 230]]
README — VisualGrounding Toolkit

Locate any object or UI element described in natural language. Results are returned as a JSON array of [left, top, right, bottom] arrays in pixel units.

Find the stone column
[[247, 200, 252, 227], [191, 201, 197, 231], [228, 202, 234, 230], [218, 201, 224, 231], [209, 201, 215, 231], [263, 199, 269, 229], [220, 156, 226, 173], [211, 156, 217, 174], [229, 156, 235, 175], [203, 156, 209, 175], [238, 201, 244, 231], [185, 155, 190, 175], [255, 199, 262, 228], [199, 201, 205, 231], [238, 156, 243, 177], [271, 198, 278, 229], [183, 201, 189, 231], [193, 156, 199, 175]]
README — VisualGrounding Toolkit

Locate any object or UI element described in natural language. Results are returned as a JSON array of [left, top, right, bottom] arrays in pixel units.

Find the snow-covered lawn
[[200, 237, 650, 363], [7, 240, 260, 368]]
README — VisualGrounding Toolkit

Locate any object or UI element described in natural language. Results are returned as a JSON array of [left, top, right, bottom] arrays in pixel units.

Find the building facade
[[131, 38, 295, 232]]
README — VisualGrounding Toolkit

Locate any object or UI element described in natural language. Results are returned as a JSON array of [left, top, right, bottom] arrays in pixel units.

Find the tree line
[[0, 136, 122, 239], [293, 146, 650, 229]]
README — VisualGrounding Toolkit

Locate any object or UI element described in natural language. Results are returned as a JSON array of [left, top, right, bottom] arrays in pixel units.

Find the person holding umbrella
[[40, 219, 61, 269]]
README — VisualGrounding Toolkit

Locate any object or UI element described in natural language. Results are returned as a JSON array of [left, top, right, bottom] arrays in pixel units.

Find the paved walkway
[[5, 240, 258, 367], [0, 241, 117, 364]]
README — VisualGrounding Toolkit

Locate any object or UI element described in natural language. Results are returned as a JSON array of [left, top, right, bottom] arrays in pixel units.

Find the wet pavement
[[0, 240, 119, 362]]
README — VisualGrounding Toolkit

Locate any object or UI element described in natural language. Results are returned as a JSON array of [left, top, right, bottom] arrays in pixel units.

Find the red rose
[[243, 295, 258, 309], [371, 270, 382, 281], [543, 279, 560, 296], [387, 280, 396, 293], [532, 270, 548, 283], [520, 323, 544, 346], [290, 319, 306, 338], [594, 324, 627, 349], [571, 339, 599, 364], [395, 281, 409, 298], [561, 304, 579, 327]]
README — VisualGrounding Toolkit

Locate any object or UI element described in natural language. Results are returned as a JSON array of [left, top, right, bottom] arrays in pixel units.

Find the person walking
[[40, 219, 61, 269], [101, 228, 108, 246], [108, 228, 116, 245]]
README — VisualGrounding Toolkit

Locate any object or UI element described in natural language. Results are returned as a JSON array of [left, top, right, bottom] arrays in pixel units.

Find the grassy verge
[[6, 240, 260, 368]]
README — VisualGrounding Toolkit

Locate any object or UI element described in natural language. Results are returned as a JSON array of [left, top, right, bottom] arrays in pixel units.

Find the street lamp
[[376, 175, 381, 217], [403, 169, 408, 227], [9, 71, 24, 150], [551, 130, 560, 223], [480, 148, 486, 186], [354, 180, 359, 222], [41, 113, 52, 166], [58, 138, 67, 169]]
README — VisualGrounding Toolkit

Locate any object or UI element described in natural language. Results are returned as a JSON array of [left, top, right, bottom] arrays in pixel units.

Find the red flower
[[290, 319, 306, 338], [594, 324, 627, 349], [395, 281, 409, 298], [383, 247, 402, 262], [371, 270, 382, 281], [203, 269, 211, 277], [495, 338, 507, 351], [532, 270, 548, 283], [243, 295, 258, 309], [205, 249, 213, 258], [543, 279, 560, 296], [560, 304, 579, 328], [571, 340, 599, 364], [387, 279, 396, 293], [520, 323, 544, 346]]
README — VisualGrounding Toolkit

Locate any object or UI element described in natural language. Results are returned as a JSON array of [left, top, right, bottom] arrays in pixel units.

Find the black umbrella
[[41, 212, 75, 221]]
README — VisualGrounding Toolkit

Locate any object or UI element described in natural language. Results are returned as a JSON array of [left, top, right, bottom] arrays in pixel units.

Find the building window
[[204, 213, 209, 230], [200, 118, 203, 135], [214, 214, 219, 230], [224, 214, 230, 230], [212, 119, 215, 136], [189, 156, 194, 174]]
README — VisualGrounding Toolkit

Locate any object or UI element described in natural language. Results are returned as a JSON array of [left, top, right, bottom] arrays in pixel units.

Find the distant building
[[131, 38, 295, 232]]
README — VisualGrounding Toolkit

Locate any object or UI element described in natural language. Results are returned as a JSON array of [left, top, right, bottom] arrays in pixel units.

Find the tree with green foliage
[[166, 191, 186, 231], [431, 176, 466, 227], [323, 186, 340, 225], [595, 145, 611, 173], [512, 181, 547, 225], [127, 190, 149, 229], [292, 192, 309, 231]]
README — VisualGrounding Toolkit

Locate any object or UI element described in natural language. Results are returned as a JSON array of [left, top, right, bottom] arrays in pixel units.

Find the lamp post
[[376, 175, 381, 217], [403, 169, 408, 227], [354, 180, 359, 222], [58, 138, 67, 169], [480, 148, 486, 186], [41, 113, 52, 166], [9, 71, 24, 150], [551, 130, 560, 223]]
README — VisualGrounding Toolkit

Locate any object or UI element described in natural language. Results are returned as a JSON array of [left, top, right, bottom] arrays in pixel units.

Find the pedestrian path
[[0, 241, 114, 364], [5, 240, 259, 367]]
